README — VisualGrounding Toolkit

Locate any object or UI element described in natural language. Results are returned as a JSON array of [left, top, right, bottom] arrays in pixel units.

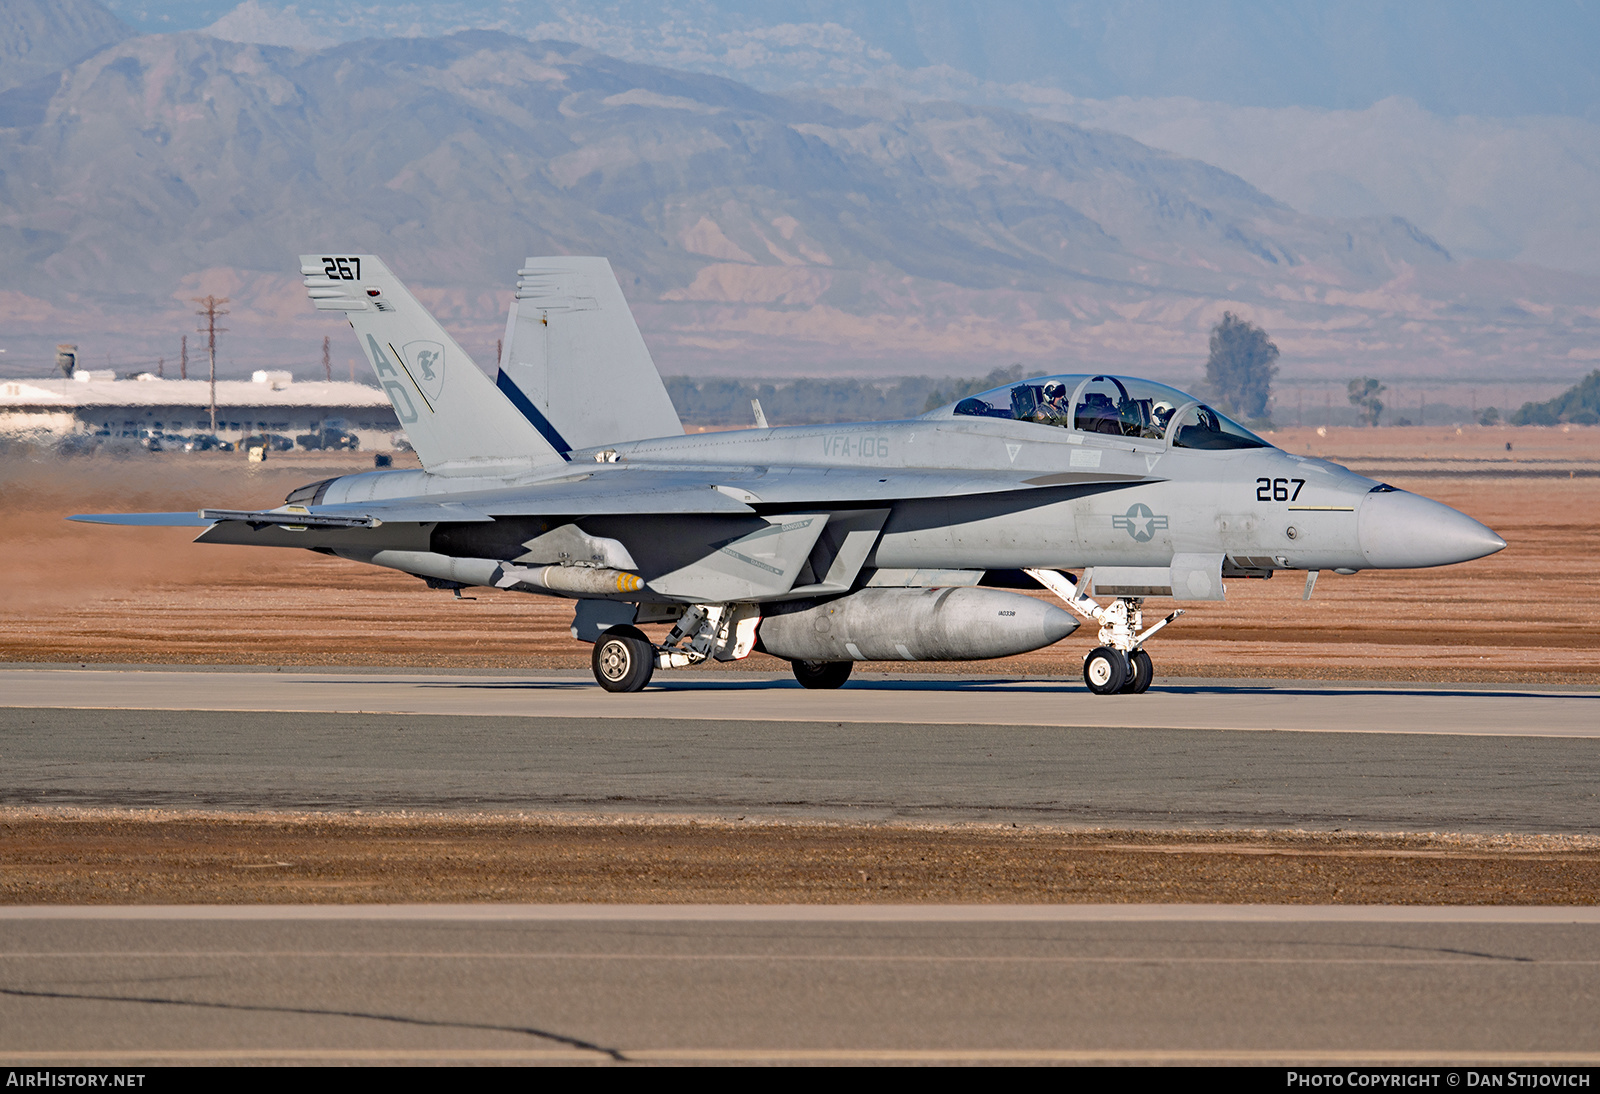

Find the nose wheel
[[1122, 648, 1153, 694], [1082, 645, 1154, 695], [1083, 647, 1126, 694]]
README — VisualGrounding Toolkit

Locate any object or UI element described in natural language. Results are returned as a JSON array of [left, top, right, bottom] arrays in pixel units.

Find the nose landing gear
[[1124, 647, 1154, 694], [1026, 568, 1178, 696], [1083, 646, 1126, 694]]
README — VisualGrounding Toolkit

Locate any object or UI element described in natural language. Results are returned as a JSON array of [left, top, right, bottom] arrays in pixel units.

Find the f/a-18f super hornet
[[75, 254, 1506, 693]]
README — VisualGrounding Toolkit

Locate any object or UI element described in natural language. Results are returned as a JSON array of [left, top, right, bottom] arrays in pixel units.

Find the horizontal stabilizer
[[70, 512, 214, 527], [73, 501, 500, 530]]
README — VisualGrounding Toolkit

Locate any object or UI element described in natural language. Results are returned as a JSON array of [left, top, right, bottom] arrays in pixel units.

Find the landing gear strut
[[1025, 568, 1180, 696]]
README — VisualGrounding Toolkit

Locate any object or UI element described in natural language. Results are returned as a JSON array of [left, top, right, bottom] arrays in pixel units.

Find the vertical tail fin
[[497, 257, 683, 451], [300, 253, 566, 474]]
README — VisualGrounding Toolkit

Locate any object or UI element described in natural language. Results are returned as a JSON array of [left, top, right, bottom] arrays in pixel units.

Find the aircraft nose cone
[[1358, 489, 1506, 568]]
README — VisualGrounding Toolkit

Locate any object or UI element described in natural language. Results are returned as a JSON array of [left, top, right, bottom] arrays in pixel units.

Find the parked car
[[239, 433, 295, 452], [296, 428, 360, 451]]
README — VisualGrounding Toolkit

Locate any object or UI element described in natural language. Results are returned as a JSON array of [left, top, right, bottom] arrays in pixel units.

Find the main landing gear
[[791, 659, 853, 689], [1024, 568, 1179, 696], [590, 605, 763, 692], [592, 625, 655, 693]]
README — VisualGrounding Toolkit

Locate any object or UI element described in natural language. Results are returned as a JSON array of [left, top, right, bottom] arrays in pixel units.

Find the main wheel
[[1083, 646, 1127, 695], [591, 625, 655, 693], [792, 659, 853, 689], [1121, 648, 1153, 694]]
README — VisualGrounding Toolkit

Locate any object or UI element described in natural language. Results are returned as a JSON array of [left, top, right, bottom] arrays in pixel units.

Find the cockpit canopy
[[943, 374, 1271, 451]]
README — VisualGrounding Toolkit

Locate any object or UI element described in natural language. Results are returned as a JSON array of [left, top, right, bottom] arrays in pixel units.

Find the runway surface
[[2, 668, 1597, 831], [2, 905, 1597, 1065], [3, 667, 1597, 736]]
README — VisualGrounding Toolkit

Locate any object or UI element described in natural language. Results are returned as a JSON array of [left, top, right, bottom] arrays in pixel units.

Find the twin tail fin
[[300, 253, 565, 474]]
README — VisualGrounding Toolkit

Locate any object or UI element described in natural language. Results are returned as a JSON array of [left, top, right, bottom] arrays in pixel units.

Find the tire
[[1083, 646, 1127, 695], [792, 659, 853, 689], [1122, 648, 1153, 694], [591, 625, 655, 693]]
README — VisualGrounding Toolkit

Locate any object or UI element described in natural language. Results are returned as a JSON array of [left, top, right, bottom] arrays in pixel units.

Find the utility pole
[[194, 296, 229, 434], [180, 334, 188, 380], [322, 335, 332, 382]]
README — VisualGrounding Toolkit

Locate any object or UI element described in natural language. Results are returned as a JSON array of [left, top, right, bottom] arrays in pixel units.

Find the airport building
[[0, 371, 402, 451]]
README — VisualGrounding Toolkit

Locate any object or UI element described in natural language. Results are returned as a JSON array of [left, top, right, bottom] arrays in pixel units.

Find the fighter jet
[[75, 254, 1506, 693]]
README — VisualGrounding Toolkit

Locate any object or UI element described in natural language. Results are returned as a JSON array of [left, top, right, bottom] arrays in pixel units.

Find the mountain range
[[100, 0, 1600, 119], [1, 2, 1596, 389]]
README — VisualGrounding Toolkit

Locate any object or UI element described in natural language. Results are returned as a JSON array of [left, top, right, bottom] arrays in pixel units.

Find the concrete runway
[[3, 666, 1597, 736], [2, 667, 1597, 831], [2, 905, 1598, 1065]]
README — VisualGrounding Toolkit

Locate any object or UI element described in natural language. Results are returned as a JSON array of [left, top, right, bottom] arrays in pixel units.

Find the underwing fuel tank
[[757, 587, 1079, 662]]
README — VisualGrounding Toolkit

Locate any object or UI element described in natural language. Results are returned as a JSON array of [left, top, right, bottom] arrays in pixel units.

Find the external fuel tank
[[757, 586, 1078, 662]]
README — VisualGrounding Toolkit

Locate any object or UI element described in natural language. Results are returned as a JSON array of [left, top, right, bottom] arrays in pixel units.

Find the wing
[[70, 462, 1154, 528]]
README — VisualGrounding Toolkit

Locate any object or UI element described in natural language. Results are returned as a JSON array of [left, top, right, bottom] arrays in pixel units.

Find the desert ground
[[4, 811, 1596, 906], [2, 424, 1595, 683]]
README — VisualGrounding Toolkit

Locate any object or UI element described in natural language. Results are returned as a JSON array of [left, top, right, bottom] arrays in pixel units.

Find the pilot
[[1033, 381, 1069, 424], [1150, 401, 1178, 437]]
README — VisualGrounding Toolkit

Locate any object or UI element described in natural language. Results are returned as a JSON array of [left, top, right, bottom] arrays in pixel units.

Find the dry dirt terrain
[[2, 424, 1595, 683], [5, 811, 1597, 906]]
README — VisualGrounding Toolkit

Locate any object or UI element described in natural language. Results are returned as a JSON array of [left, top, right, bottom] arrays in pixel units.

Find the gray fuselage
[[305, 409, 1501, 586]]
